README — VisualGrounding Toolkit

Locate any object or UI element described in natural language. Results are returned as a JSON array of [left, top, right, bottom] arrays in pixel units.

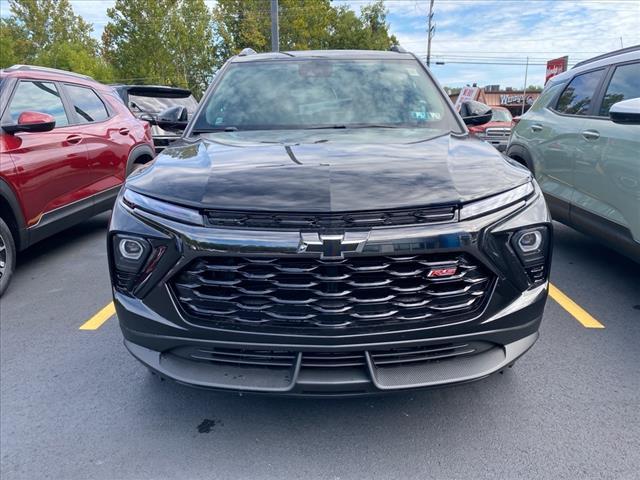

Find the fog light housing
[[517, 230, 543, 253], [511, 227, 549, 285], [119, 238, 145, 260], [112, 234, 151, 274]]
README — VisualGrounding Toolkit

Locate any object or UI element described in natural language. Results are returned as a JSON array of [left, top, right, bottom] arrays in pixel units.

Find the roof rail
[[389, 45, 408, 53], [5, 64, 94, 80], [572, 44, 640, 69], [238, 48, 257, 57]]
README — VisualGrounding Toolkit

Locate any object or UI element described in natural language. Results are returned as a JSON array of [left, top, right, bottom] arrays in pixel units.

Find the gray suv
[[507, 46, 640, 261]]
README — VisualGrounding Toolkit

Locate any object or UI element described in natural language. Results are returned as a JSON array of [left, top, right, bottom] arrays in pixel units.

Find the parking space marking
[[549, 283, 605, 329], [79, 302, 115, 330]]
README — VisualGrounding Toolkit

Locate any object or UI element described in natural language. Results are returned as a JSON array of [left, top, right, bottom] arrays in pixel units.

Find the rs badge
[[427, 266, 458, 277]]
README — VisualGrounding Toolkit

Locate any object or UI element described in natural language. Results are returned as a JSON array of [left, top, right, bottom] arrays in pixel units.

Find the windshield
[[192, 59, 460, 134], [129, 94, 198, 115], [491, 109, 512, 122]]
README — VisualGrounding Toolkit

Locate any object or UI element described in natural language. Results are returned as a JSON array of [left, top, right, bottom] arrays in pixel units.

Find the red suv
[[0, 65, 155, 295]]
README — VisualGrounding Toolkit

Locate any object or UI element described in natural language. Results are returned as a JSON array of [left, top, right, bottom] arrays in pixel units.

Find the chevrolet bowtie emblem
[[299, 232, 370, 259]]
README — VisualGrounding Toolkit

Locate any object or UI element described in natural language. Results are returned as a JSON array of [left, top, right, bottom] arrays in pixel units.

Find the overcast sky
[[2, 0, 639, 88]]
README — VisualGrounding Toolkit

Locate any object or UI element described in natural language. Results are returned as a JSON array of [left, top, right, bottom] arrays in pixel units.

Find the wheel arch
[[126, 144, 155, 177], [0, 178, 28, 250], [506, 143, 535, 175]]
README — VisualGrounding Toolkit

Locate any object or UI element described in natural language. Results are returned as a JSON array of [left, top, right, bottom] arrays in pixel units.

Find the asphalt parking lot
[[1, 212, 638, 480]]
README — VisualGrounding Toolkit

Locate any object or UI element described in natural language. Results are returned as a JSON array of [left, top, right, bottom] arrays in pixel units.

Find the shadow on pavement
[[17, 212, 111, 269], [551, 221, 639, 276]]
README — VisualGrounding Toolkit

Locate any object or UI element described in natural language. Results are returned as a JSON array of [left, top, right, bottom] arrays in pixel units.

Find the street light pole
[[521, 56, 529, 116], [426, 0, 435, 67], [271, 0, 279, 52]]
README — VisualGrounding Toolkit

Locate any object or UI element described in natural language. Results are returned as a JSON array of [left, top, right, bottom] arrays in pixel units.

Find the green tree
[[167, 0, 218, 97], [326, 7, 367, 50], [213, 0, 271, 58], [214, 0, 397, 55], [0, 18, 27, 67], [0, 0, 112, 79], [103, 0, 217, 97], [358, 0, 397, 50]]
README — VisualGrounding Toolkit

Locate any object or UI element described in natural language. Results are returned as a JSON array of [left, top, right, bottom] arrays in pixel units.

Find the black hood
[[127, 134, 531, 212]]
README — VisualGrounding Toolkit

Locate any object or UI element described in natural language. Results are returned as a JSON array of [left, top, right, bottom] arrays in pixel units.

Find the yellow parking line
[[79, 302, 115, 330], [549, 283, 605, 329], [79, 286, 602, 331]]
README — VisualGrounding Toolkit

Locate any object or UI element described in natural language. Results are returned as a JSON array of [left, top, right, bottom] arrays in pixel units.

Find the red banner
[[545, 56, 568, 84]]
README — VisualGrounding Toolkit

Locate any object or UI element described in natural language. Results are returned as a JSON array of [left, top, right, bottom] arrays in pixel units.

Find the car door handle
[[581, 129, 600, 140], [65, 134, 82, 145], [530, 124, 543, 132], [119, 128, 130, 136]]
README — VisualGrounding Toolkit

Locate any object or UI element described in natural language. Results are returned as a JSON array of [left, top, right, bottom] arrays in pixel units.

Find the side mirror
[[460, 100, 493, 126], [609, 98, 640, 125], [138, 112, 156, 125], [156, 106, 188, 132], [2, 111, 56, 134]]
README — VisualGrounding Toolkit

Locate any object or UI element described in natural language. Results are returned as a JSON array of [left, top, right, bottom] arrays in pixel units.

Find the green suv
[[507, 46, 639, 262]]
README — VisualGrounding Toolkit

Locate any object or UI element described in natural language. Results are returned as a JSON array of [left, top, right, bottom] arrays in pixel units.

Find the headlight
[[122, 189, 204, 226], [460, 182, 534, 220]]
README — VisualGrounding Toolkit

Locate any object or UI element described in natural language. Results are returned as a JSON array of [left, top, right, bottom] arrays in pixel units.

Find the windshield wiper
[[305, 124, 406, 130], [192, 126, 239, 134]]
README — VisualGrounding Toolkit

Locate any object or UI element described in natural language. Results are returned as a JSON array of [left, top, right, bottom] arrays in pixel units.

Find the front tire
[[0, 217, 16, 296]]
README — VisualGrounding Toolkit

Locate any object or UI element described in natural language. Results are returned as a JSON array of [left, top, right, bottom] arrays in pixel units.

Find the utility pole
[[426, 0, 435, 67], [521, 56, 529, 116], [271, 0, 279, 52]]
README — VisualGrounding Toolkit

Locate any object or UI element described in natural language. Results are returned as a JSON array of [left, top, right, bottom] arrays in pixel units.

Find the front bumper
[[478, 137, 509, 152], [119, 284, 544, 396], [109, 185, 551, 395]]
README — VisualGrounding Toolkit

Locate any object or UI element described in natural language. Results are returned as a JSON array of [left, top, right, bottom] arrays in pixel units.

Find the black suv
[[108, 49, 552, 396]]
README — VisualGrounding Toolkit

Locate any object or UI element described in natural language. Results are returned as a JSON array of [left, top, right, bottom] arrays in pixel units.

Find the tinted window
[[7, 81, 68, 126], [491, 109, 512, 122], [193, 59, 459, 133], [129, 94, 198, 115], [599, 62, 640, 116], [555, 69, 605, 115], [65, 85, 109, 123]]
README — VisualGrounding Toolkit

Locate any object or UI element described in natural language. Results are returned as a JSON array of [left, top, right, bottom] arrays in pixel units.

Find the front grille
[[171, 342, 491, 369], [184, 346, 297, 368], [485, 127, 511, 138], [204, 206, 456, 230], [302, 351, 366, 368], [369, 343, 479, 366], [171, 253, 494, 334]]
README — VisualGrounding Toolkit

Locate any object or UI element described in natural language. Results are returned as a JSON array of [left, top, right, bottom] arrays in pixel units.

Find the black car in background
[[112, 85, 198, 152], [108, 48, 552, 396]]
